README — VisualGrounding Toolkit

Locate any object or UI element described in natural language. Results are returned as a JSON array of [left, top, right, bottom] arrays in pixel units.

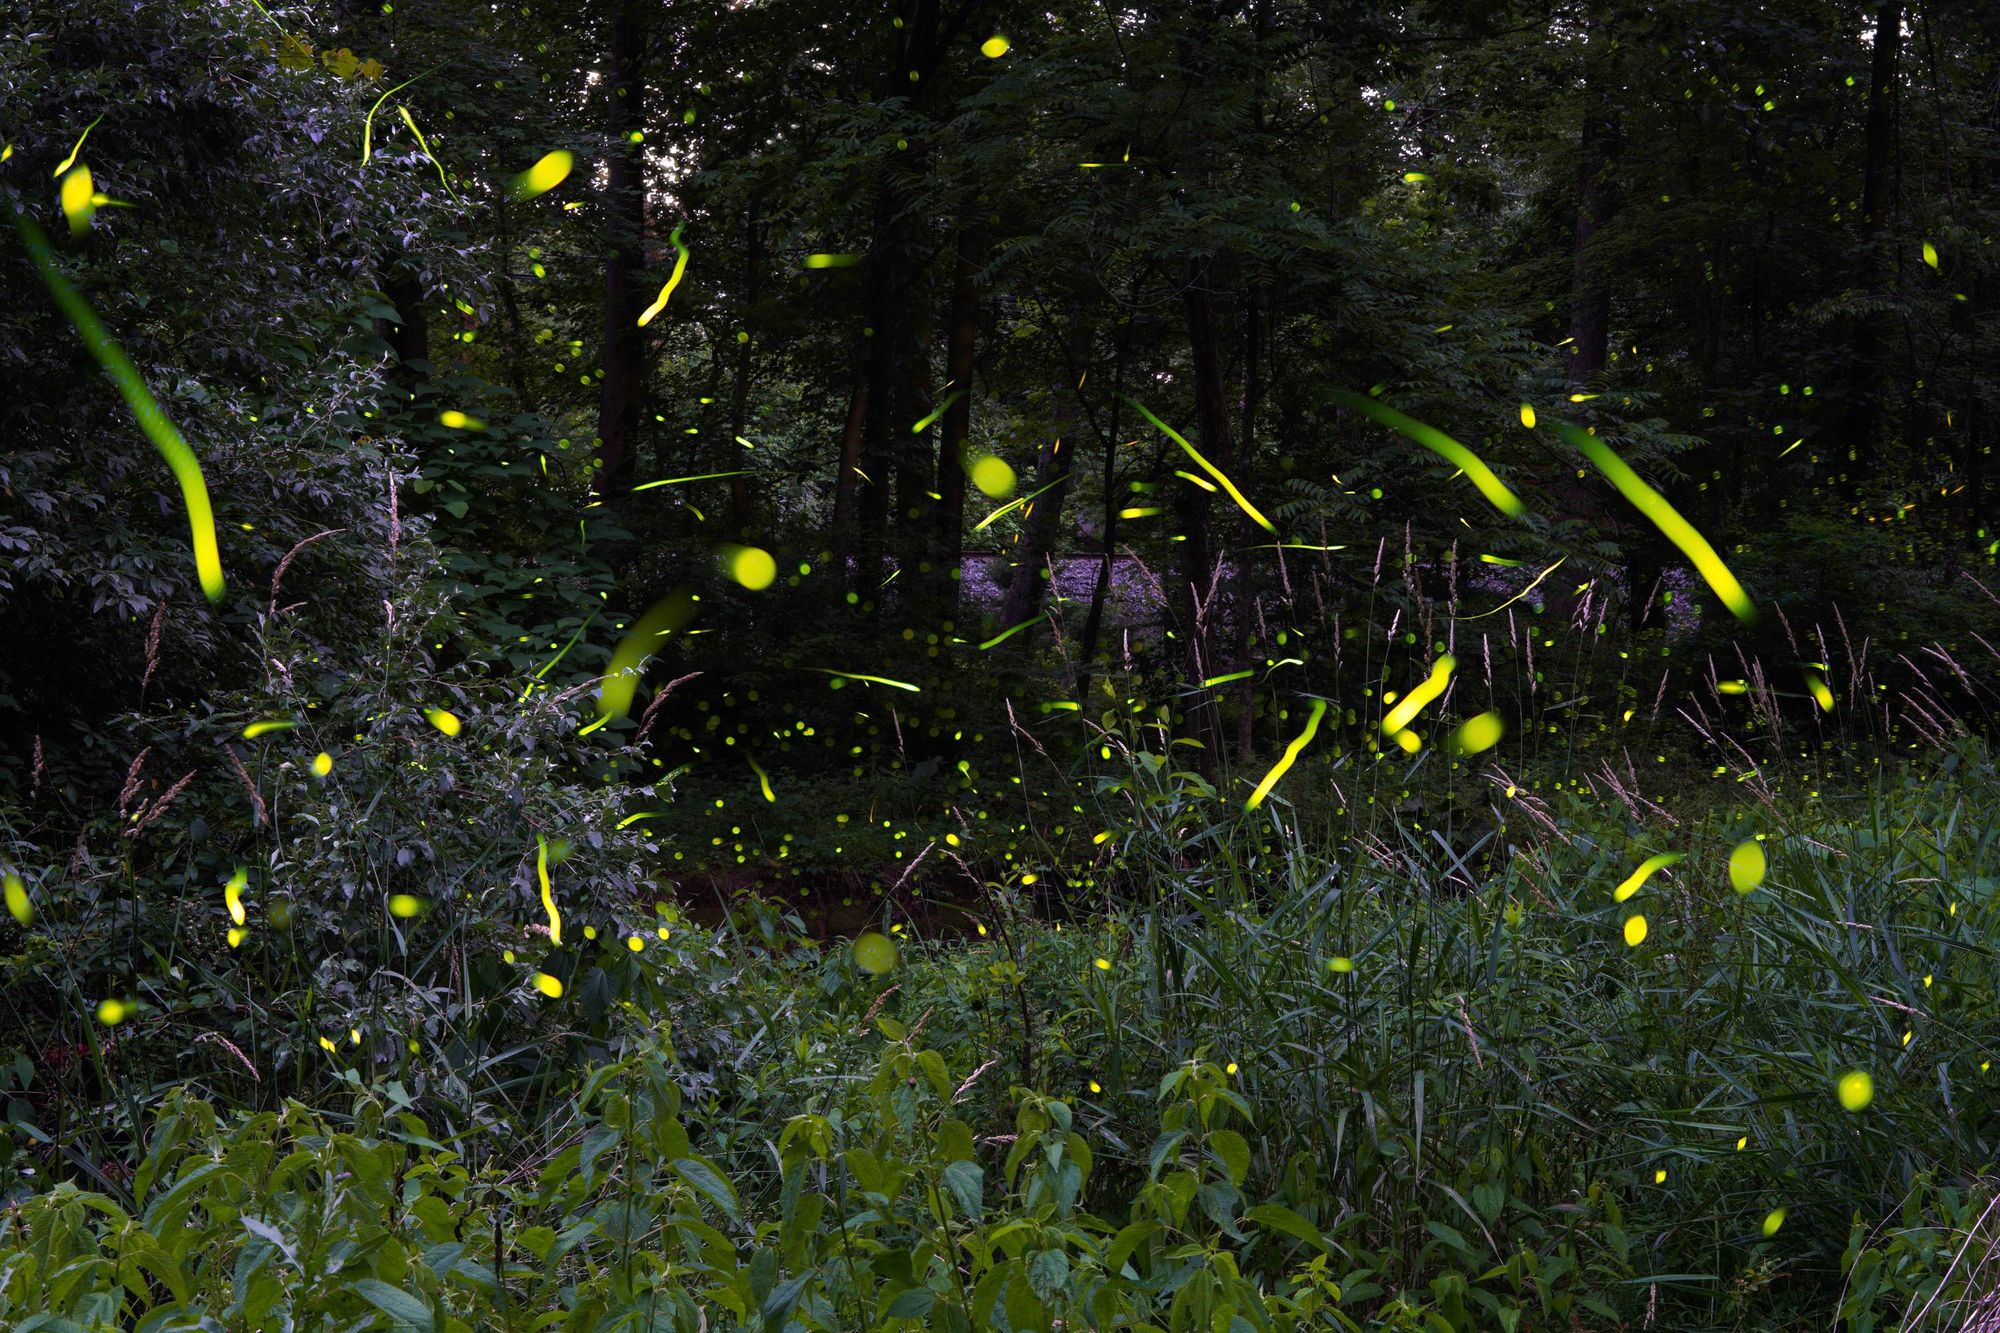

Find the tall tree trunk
[[1074, 310, 1134, 710], [851, 0, 950, 596], [1177, 254, 1231, 771], [1844, 0, 1903, 492], [893, 301, 937, 594], [493, 192, 528, 396], [998, 320, 1091, 641], [1232, 287, 1263, 763], [380, 264, 430, 392], [595, 0, 648, 498], [832, 353, 869, 549], [1565, 15, 1653, 629], [933, 222, 984, 623], [725, 202, 761, 535], [855, 252, 898, 589], [1567, 21, 1616, 386]]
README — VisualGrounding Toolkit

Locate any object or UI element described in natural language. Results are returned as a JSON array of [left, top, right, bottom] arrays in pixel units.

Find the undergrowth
[[6, 729, 2000, 1329]]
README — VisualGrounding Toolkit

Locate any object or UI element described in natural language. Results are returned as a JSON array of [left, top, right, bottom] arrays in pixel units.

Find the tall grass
[[1054, 732, 2000, 1327]]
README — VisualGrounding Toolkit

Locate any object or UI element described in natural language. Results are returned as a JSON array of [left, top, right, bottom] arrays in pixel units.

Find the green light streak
[[1550, 421, 1755, 622], [1330, 390, 1525, 517], [637, 223, 689, 327], [1130, 398, 1275, 533], [17, 216, 224, 601], [1245, 698, 1326, 810]]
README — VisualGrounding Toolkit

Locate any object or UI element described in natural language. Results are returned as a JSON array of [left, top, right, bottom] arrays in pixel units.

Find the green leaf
[[1105, 1219, 1161, 1276], [673, 1156, 741, 1222], [1027, 1248, 1070, 1301], [350, 1278, 435, 1331], [943, 1158, 983, 1221], [760, 1272, 811, 1331], [885, 1286, 937, 1319], [1210, 1129, 1251, 1186], [915, 1049, 953, 1100], [1244, 1203, 1330, 1253]]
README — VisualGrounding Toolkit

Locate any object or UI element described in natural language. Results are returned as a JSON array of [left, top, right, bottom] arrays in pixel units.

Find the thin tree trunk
[[997, 436, 1074, 635], [1178, 254, 1231, 772], [1232, 287, 1262, 763], [853, 0, 945, 593], [380, 264, 429, 390], [493, 192, 528, 396], [832, 355, 869, 548], [1074, 313, 1133, 710], [595, 0, 648, 497], [725, 202, 761, 535], [934, 222, 985, 623], [1567, 20, 1616, 386], [894, 301, 937, 592], [1844, 0, 1903, 491]]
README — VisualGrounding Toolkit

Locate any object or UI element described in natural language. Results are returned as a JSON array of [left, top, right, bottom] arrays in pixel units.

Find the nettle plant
[[0, 532, 686, 1178], [0, 1037, 1356, 1332]]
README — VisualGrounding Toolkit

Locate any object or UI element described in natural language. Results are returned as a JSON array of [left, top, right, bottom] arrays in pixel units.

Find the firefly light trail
[[637, 223, 690, 327], [1130, 398, 1275, 533], [1245, 699, 1327, 810], [1331, 390, 1526, 517], [17, 216, 224, 601], [1549, 421, 1755, 622]]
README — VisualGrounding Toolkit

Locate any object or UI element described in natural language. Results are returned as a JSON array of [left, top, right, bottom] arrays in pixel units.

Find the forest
[[4, 0, 2000, 1328]]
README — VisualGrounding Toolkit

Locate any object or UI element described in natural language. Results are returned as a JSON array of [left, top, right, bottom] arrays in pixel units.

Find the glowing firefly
[[536, 833, 562, 944], [1245, 698, 1328, 810], [511, 149, 572, 199], [361, 66, 438, 165], [1551, 421, 1755, 622], [632, 469, 752, 492], [1332, 390, 1526, 518], [637, 223, 690, 327], [1130, 399, 1274, 533], [722, 545, 777, 590], [910, 391, 962, 434], [585, 588, 696, 735], [1613, 852, 1682, 903], [1728, 838, 1766, 894], [1383, 656, 1455, 734], [17, 217, 224, 600], [60, 166, 95, 235], [853, 931, 897, 974], [979, 613, 1048, 650], [3, 873, 29, 925], [394, 105, 463, 205], [811, 669, 921, 692], [970, 454, 1016, 499], [1449, 711, 1504, 755], [52, 115, 101, 179]]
